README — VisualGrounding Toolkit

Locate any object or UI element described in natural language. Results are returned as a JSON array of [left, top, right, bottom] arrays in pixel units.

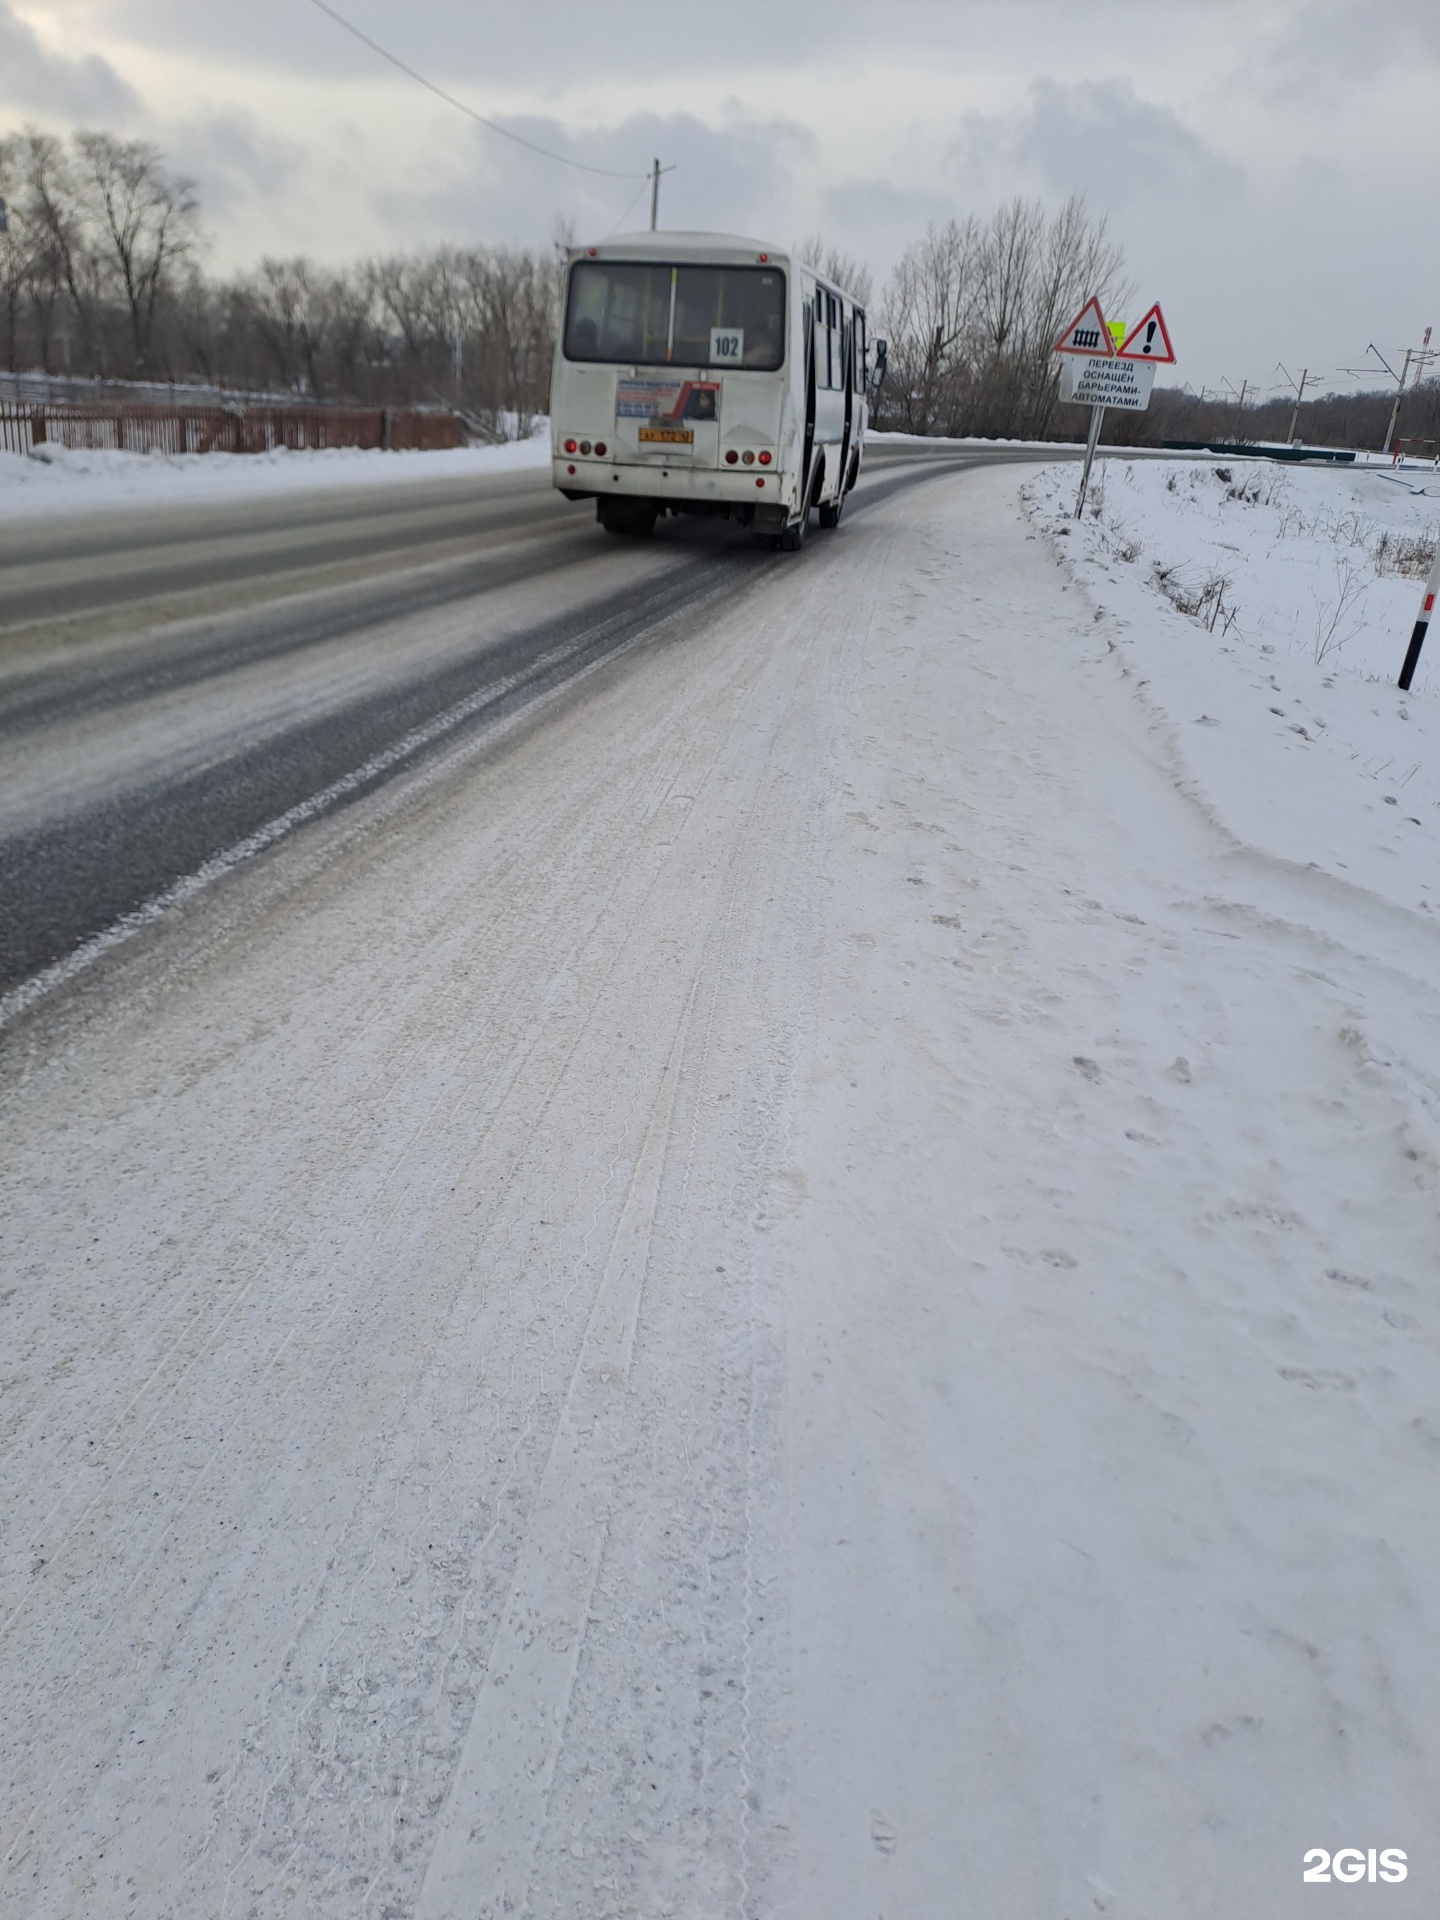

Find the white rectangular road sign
[[1059, 354, 1157, 411]]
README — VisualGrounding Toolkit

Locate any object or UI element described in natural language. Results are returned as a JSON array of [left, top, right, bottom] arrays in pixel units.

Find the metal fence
[[0, 402, 468, 459]]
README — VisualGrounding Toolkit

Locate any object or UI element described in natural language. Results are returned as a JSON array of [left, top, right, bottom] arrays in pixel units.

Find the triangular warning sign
[[1054, 297, 1113, 357], [1117, 303, 1176, 364]]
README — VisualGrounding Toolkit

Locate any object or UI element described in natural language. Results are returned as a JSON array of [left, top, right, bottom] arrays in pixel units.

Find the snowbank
[[0, 418, 552, 522], [868, 428, 1087, 451], [1024, 457, 1440, 918]]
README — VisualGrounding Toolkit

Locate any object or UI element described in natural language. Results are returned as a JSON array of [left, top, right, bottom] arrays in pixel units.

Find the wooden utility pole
[[649, 158, 661, 231]]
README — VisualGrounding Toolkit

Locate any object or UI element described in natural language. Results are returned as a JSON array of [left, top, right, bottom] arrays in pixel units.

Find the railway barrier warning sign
[[1055, 296, 1178, 518], [1054, 297, 1113, 357]]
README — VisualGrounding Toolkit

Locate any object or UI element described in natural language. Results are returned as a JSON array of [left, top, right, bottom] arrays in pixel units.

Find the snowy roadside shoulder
[[0, 418, 552, 522], [1022, 456, 1440, 919]]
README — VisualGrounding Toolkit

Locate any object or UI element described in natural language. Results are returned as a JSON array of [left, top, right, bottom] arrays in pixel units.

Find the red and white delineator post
[[1398, 535, 1440, 690]]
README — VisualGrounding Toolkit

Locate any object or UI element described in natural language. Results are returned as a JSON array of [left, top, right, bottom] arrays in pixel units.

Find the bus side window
[[828, 293, 839, 389], [813, 299, 828, 390], [854, 311, 866, 394]]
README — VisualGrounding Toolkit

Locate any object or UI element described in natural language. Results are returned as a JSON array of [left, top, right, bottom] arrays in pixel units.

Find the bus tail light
[[564, 438, 577, 454], [594, 441, 607, 457], [758, 450, 772, 465], [725, 450, 738, 465]]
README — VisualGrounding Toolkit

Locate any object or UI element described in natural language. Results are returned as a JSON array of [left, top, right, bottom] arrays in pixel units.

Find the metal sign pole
[[1075, 403, 1105, 519], [1398, 533, 1440, 690]]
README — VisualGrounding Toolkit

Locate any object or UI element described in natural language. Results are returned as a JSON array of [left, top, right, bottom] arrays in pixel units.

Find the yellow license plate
[[638, 427, 694, 444]]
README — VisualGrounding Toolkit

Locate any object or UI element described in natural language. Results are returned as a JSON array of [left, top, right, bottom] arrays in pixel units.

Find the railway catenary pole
[[1383, 349, 1414, 459], [649, 158, 661, 231], [1279, 364, 1309, 445]]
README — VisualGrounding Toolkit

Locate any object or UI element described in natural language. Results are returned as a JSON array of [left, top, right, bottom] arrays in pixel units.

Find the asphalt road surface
[[0, 443, 1058, 1008]]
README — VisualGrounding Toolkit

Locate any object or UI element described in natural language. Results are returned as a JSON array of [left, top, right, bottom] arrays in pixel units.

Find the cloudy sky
[[4, 0, 1438, 392]]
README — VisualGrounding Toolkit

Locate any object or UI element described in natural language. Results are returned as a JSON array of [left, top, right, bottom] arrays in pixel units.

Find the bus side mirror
[[870, 338, 888, 393]]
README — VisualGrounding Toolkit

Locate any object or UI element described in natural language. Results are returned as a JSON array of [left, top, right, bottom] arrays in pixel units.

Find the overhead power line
[[305, 0, 647, 181]]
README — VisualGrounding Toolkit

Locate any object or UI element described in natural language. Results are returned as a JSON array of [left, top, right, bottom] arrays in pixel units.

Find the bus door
[[853, 308, 868, 444], [838, 304, 854, 495], [812, 289, 846, 498], [802, 289, 817, 506]]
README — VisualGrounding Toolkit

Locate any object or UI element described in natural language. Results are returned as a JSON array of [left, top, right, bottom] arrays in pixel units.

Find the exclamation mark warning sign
[[1117, 303, 1177, 364]]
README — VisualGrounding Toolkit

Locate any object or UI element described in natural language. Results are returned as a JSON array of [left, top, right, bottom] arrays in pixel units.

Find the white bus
[[550, 231, 879, 551]]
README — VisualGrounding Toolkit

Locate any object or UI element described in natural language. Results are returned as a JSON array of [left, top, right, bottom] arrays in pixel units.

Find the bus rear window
[[564, 263, 786, 371]]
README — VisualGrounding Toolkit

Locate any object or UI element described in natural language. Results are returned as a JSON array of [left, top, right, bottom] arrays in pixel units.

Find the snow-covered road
[[3, 462, 1438, 1917]]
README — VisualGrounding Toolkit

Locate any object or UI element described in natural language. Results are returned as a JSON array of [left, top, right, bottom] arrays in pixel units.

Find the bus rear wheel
[[598, 500, 657, 538]]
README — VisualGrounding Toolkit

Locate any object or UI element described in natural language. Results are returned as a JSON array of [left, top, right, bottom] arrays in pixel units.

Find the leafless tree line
[[12, 127, 1417, 454], [171, 246, 563, 428], [0, 128, 200, 379], [870, 195, 1131, 439], [1134, 380, 1440, 454], [0, 128, 564, 429], [1, 129, 1137, 440], [0, 128, 1133, 446]]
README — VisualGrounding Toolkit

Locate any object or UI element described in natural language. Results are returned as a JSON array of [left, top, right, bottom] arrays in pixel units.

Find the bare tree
[[371, 253, 432, 381], [1016, 195, 1129, 439], [0, 137, 28, 369], [245, 258, 335, 394], [876, 196, 1128, 439], [876, 216, 983, 433], [793, 233, 875, 308], [321, 267, 378, 402], [11, 129, 101, 373], [463, 247, 560, 429], [73, 132, 200, 372]]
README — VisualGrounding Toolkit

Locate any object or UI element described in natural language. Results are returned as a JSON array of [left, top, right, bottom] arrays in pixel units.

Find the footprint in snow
[[1326, 1266, 1373, 1291], [1278, 1366, 1356, 1392], [870, 1811, 898, 1857]]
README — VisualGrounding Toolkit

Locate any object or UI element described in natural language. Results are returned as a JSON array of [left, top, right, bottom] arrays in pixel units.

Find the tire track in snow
[[0, 585, 779, 1899], [415, 979, 698, 1919], [3, 491, 903, 1914]]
